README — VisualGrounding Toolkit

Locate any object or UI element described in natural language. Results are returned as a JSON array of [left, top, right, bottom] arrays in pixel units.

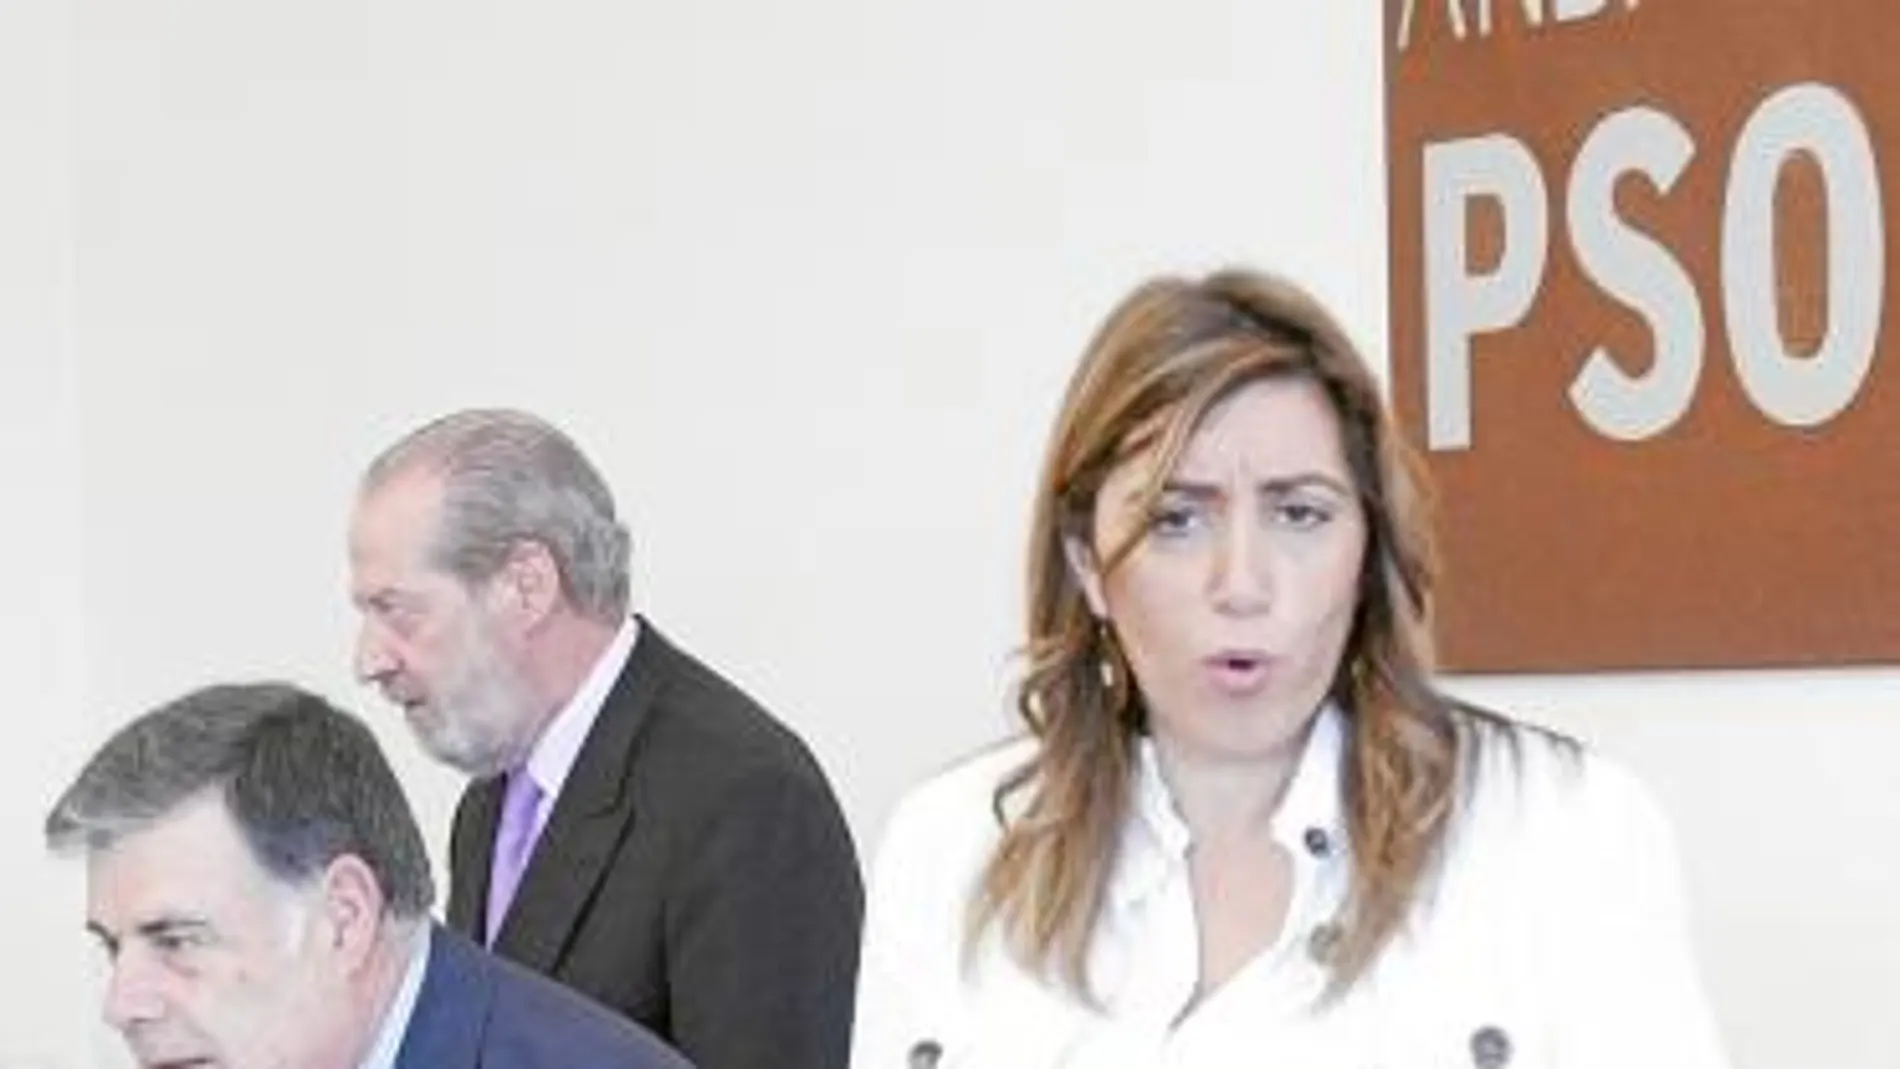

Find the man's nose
[[354, 621, 397, 684], [101, 953, 164, 1032]]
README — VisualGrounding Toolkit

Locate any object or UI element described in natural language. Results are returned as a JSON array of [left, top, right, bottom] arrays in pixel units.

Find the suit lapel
[[448, 775, 506, 939], [492, 616, 676, 973], [394, 926, 492, 1069]]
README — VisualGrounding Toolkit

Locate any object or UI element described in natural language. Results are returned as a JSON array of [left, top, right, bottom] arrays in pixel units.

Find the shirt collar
[[521, 615, 641, 801], [1270, 701, 1348, 853], [356, 924, 431, 1069], [1111, 702, 1349, 914]]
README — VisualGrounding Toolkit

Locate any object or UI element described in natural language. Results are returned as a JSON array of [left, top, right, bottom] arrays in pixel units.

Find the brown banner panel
[[1386, 0, 1898, 670]]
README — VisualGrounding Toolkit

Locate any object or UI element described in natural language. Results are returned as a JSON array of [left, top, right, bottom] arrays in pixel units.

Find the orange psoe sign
[[1387, 0, 1898, 671]]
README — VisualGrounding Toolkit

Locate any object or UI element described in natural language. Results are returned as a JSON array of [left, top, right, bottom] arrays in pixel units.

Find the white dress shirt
[[514, 615, 642, 836], [851, 706, 1731, 1069], [357, 925, 431, 1069]]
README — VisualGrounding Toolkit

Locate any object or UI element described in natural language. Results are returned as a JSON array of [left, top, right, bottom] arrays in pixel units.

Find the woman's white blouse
[[851, 708, 1731, 1069]]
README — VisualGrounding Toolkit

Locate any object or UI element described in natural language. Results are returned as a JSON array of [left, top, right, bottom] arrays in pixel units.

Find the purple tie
[[486, 769, 544, 946]]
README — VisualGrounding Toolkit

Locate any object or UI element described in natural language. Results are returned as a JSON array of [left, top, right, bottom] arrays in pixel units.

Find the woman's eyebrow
[[1160, 472, 1353, 497]]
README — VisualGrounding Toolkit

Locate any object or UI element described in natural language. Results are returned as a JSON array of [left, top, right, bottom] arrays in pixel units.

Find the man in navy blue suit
[[45, 681, 689, 1069]]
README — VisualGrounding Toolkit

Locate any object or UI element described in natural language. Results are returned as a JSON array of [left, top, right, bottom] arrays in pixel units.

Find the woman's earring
[[1097, 622, 1144, 729], [1349, 652, 1373, 692]]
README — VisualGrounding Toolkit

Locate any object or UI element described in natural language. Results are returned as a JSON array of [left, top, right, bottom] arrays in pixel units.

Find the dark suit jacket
[[395, 925, 691, 1069], [447, 618, 863, 1069]]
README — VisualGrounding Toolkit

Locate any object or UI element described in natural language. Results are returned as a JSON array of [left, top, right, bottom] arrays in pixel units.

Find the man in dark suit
[[347, 409, 862, 1069], [45, 682, 686, 1069]]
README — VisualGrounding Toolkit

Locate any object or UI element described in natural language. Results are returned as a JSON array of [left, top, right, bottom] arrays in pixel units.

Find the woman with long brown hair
[[851, 268, 1728, 1068]]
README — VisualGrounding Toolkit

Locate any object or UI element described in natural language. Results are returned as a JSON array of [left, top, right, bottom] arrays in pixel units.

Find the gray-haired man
[[346, 409, 862, 1069]]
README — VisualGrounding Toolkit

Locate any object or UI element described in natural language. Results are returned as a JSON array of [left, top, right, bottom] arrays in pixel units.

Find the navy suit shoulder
[[397, 926, 692, 1069]]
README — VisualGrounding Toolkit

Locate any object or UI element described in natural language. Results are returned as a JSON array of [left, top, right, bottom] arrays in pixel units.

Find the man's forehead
[[87, 794, 264, 929], [354, 468, 445, 539], [350, 468, 449, 581]]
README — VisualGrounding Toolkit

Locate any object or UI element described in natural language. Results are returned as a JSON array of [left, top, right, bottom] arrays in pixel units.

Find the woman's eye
[[1276, 501, 1334, 529], [1148, 503, 1203, 537]]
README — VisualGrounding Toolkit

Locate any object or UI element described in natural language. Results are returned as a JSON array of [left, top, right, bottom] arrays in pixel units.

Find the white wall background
[[1, 0, 95, 1065], [4, 2, 1893, 1067]]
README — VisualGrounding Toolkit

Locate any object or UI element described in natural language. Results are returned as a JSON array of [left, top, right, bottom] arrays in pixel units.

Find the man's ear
[[1063, 533, 1108, 620], [315, 854, 388, 974], [490, 540, 562, 627]]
